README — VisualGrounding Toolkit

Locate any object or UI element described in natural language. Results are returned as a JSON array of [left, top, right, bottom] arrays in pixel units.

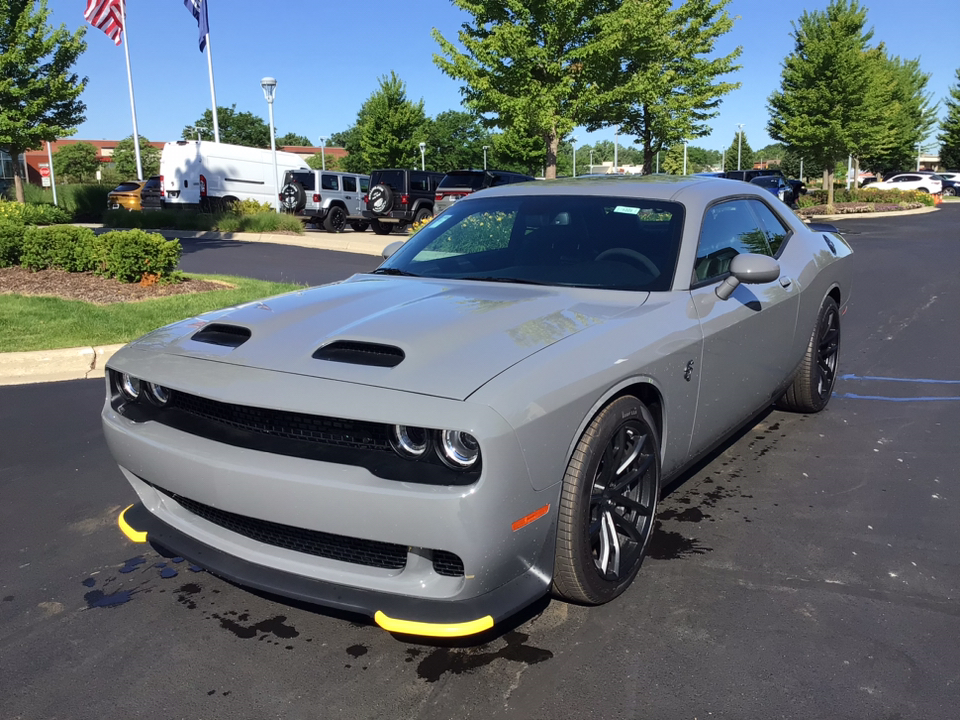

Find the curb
[[804, 205, 941, 221], [0, 344, 125, 386]]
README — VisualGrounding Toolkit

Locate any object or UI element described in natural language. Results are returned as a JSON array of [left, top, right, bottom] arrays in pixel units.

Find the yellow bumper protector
[[374, 611, 493, 637], [118, 504, 148, 543]]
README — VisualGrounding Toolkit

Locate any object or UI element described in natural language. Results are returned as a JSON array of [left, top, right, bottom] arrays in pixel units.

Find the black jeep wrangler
[[362, 169, 446, 235]]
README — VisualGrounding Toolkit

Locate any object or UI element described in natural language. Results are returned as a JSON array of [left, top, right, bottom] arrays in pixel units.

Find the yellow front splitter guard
[[118, 504, 148, 543], [374, 611, 494, 637]]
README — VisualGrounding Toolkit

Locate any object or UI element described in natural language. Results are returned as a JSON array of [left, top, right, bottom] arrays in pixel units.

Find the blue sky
[[52, 0, 958, 154]]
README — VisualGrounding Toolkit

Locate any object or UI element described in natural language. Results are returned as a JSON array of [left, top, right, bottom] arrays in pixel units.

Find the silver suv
[[280, 170, 370, 232]]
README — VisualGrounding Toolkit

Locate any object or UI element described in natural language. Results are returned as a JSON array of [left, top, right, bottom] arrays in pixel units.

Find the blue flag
[[184, 0, 209, 52]]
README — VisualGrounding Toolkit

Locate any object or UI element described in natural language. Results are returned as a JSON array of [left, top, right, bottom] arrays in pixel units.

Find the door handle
[[779, 276, 793, 288]]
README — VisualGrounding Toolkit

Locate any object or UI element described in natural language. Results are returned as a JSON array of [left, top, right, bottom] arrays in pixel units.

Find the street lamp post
[[737, 123, 745, 171], [571, 136, 577, 177], [318, 135, 327, 171], [483, 145, 489, 170], [614, 129, 619, 173], [419, 142, 426, 171], [656, 151, 659, 174], [917, 142, 922, 171], [683, 141, 688, 175], [260, 76, 280, 213], [589, 149, 594, 172]]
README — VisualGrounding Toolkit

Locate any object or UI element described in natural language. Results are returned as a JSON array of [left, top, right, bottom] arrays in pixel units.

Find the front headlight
[[438, 430, 480, 469], [119, 373, 141, 400], [146, 382, 171, 406], [389, 425, 429, 458]]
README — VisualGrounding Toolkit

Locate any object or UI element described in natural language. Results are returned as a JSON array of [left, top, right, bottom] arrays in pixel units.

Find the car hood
[[135, 275, 646, 401]]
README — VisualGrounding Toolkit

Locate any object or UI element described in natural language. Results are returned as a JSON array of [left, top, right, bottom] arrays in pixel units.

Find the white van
[[159, 140, 309, 211]]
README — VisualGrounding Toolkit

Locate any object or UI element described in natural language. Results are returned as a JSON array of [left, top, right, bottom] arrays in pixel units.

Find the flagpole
[[119, 0, 143, 180], [205, 31, 220, 143]]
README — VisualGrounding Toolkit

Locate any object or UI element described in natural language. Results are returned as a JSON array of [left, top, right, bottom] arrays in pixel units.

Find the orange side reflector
[[511, 504, 550, 532]]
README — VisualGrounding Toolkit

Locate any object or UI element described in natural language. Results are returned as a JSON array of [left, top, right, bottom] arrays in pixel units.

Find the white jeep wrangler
[[280, 170, 370, 232]]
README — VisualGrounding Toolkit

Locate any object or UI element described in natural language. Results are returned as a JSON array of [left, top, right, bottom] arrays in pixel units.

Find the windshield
[[377, 195, 683, 292], [284, 171, 315, 191]]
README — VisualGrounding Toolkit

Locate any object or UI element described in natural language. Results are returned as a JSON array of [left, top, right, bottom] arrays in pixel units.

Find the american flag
[[84, 0, 124, 46]]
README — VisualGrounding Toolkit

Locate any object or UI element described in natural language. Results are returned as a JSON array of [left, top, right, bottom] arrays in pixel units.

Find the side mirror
[[715, 253, 781, 300], [381, 240, 404, 260]]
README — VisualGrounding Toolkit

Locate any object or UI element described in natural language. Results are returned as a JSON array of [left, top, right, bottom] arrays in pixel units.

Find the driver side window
[[694, 200, 773, 284]]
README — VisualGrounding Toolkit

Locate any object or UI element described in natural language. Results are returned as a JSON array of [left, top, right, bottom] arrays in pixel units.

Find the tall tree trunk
[[826, 168, 835, 206], [544, 130, 559, 179]]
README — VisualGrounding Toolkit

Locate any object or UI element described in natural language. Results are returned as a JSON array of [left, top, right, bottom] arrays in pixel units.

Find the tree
[[0, 0, 87, 202], [767, 0, 886, 205], [661, 145, 686, 174], [183, 105, 271, 148], [423, 111, 491, 172], [113, 135, 160, 178], [434, 0, 628, 179], [724, 131, 754, 171], [276, 132, 311, 147], [53, 142, 99, 182], [940, 68, 960, 170], [490, 116, 546, 175], [306, 153, 342, 171], [347, 72, 427, 173], [588, 0, 742, 174]]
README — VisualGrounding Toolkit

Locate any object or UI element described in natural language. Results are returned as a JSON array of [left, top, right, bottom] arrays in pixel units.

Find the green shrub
[[103, 208, 216, 231], [215, 211, 304, 234], [0, 200, 71, 225], [802, 187, 936, 206], [0, 218, 24, 267], [95, 229, 182, 283], [234, 199, 275, 215], [20, 225, 97, 272], [69, 184, 112, 222]]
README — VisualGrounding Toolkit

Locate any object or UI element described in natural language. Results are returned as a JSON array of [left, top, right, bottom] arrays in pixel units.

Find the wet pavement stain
[[346, 644, 368, 658], [81, 577, 96, 587], [658, 507, 710, 523], [84, 589, 135, 609], [118, 556, 147, 574], [210, 612, 300, 641], [160, 567, 178, 579], [3, 595, 14, 602], [647, 521, 712, 560], [415, 631, 553, 683]]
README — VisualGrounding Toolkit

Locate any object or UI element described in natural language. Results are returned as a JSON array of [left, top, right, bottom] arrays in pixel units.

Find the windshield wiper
[[370, 267, 420, 277], [458, 276, 551, 286]]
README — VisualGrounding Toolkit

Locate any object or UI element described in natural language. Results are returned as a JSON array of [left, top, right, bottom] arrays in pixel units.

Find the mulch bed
[[797, 201, 926, 216], [0, 267, 230, 305]]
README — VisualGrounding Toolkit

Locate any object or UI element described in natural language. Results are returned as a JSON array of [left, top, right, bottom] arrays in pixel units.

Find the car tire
[[777, 295, 840, 413], [350, 221, 370, 232], [552, 395, 661, 605], [366, 184, 394, 214], [221, 196, 239, 214], [370, 219, 393, 235], [323, 206, 347, 233], [917, 187, 929, 194], [413, 207, 433, 225], [280, 182, 306, 212], [943, 187, 956, 197]]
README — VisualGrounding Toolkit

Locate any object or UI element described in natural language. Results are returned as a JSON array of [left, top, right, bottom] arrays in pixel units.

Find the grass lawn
[[0, 273, 302, 353]]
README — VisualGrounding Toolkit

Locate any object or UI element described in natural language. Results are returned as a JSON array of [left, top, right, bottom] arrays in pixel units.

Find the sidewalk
[[2, 226, 396, 386]]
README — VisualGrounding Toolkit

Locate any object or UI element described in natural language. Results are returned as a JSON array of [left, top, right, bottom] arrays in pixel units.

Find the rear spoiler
[[805, 222, 841, 234]]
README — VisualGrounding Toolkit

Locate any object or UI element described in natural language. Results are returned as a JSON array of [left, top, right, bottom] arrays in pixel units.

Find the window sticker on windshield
[[429, 214, 454, 227], [613, 205, 641, 215]]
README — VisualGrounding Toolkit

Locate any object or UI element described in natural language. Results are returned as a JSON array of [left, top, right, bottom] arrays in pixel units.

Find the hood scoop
[[191, 324, 251, 348], [313, 340, 405, 368]]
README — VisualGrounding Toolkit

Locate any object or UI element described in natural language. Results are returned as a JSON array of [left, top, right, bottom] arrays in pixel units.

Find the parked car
[[279, 169, 370, 232], [863, 173, 942, 194], [434, 169, 535, 214], [106, 176, 853, 638], [749, 174, 796, 205], [361, 168, 445, 234], [723, 168, 806, 199], [159, 140, 310, 212], [140, 176, 164, 211], [937, 171, 960, 183], [106, 180, 146, 211]]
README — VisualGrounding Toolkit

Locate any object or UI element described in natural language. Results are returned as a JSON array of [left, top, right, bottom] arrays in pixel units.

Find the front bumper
[[118, 502, 545, 636]]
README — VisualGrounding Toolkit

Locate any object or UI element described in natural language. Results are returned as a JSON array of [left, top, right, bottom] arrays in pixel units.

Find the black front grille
[[170, 391, 392, 452], [432, 550, 465, 577], [154, 484, 408, 570]]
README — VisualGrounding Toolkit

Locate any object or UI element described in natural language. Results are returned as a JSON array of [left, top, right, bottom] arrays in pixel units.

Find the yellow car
[[107, 181, 146, 211]]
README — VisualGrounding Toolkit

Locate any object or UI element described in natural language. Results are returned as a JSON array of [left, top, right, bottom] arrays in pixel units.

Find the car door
[[342, 175, 359, 215], [688, 198, 800, 456]]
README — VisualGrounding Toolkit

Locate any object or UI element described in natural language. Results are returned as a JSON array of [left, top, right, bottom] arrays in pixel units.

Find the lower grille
[[155, 484, 408, 570], [432, 550, 465, 577]]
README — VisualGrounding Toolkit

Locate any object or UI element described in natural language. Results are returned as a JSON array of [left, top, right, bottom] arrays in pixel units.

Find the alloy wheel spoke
[[598, 511, 621, 577], [610, 509, 645, 543], [610, 453, 653, 494], [613, 492, 652, 516]]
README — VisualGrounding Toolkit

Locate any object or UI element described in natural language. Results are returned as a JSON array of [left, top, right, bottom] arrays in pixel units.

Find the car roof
[[474, 174, 752, 202]]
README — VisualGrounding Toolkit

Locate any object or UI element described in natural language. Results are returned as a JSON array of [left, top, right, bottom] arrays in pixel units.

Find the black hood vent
[[313, 340, 405, 368], [191, 324, 251, 348]]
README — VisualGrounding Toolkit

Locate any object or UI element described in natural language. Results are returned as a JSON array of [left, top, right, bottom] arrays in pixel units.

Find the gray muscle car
[[104, 176, 852, 637]]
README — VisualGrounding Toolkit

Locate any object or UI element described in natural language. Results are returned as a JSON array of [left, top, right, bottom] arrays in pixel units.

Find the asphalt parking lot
[[1, 206, 958, 720]]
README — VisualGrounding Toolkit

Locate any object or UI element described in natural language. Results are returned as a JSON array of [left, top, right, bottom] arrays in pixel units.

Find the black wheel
[[350, 221, 369, 232], [366, 184, 394, 214], [553, 396, 661, 605], [413, 207, 433, 225], [370, 219, 393, 235], [778, 295, 840, 413], [323, 206, 347, 233], [917, 187, 929, 194], [943, 187, 956, 197], [280, 182, 306, 212]]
